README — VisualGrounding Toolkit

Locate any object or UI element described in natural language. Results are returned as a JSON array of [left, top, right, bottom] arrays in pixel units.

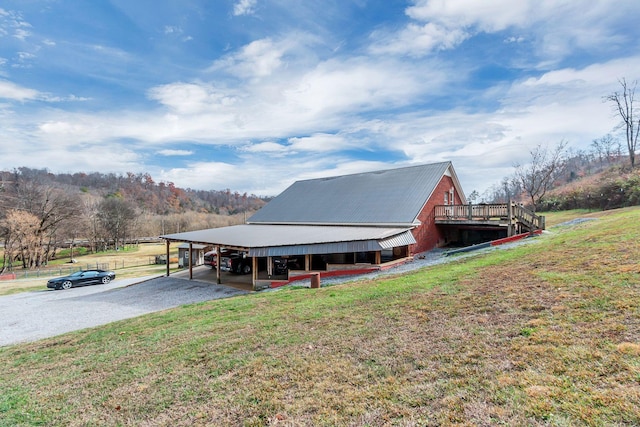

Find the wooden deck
[[434, 203, 545, 236]]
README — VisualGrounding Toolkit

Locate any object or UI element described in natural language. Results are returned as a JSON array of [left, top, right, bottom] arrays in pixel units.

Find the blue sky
[[1, 1, 639, 197]]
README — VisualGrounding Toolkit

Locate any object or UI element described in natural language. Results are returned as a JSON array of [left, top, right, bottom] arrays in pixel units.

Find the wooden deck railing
[[434, 203, 545, 230]]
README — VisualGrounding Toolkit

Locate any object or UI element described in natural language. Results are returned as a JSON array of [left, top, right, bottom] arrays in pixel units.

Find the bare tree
[[591, 134, 620, 165], [514, 141, 568, 212], [606, 78, 639, 168], [97, 198, 137, 250], [0, 174, 79, 269], [2, 210, 42, 270]]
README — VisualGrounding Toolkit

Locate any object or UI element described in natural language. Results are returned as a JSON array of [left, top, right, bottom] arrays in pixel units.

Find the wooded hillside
[[0, 167, 269, 271], [482, 140, 640, 212], [0, 168, 268, 215]]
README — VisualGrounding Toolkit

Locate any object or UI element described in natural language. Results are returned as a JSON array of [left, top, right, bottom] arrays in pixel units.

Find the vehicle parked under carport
[[220, 252, 252, 274]]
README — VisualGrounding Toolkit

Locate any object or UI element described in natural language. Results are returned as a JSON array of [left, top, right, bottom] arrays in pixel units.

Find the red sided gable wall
[[410, 175, 463, 254]]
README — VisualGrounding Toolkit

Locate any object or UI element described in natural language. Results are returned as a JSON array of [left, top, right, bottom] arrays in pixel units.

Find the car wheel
[[101, 276, 111, 284], [242, 264, 251, 275], [61, 280, 73, 290]]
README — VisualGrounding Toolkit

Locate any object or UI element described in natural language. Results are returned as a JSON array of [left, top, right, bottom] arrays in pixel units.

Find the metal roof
[[248, 161, 460, 226], [161, 224, 416, 257]]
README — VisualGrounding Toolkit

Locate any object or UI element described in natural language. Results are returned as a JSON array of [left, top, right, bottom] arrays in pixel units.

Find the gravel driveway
[[0, 275, 248, 347]]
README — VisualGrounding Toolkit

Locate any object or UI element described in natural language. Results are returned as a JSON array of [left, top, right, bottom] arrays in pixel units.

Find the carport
[[160, 224, 416, 291]]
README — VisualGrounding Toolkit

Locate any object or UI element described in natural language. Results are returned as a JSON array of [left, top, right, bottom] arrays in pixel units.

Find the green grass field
[[1, 208, 639, 426], [0, 243, 179, 296]]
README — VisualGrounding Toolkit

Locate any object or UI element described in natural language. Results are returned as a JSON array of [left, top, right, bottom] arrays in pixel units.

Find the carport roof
[[161, 224, 416, 257], [176, 243, 208, 250]]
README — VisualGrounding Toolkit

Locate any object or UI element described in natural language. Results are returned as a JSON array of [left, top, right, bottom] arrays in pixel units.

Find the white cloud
[[147, 82, 237, 115], [156, 157, 396, 197], [282, 57, 441, 116], [0, 81, 90, 103], [370, 22, 469, 57], [158, 149, 193, 156], [0, 8, 32, 41], [371, 0, 640, 62], [406, 0, 532, 31], [164, 26, 181, 35], [0, 79, 39, 100], [236, 38, 283, 77], [505, 36, 524, 44], [12, 51, 36, 68], [381, 57, 640, 192], [233, 0, 257, 16], [211, 38, 287, 79], [0, 134, 143, 177], [242, 141, 287, 153], [159, 161, 249, 192], [288, 133, 349, 153], [13, 28, 30, 41]]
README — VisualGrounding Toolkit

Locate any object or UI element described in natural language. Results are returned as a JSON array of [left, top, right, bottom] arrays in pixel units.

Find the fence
[[433, 202, 545, 231], [2, 257, 161, 281], [434, 203, 510, 220]]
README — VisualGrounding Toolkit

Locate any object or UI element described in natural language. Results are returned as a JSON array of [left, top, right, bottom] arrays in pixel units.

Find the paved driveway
[[0, 275, 249, 347]]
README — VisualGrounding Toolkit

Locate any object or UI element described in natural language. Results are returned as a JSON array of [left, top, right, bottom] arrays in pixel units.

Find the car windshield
[[69, 271, 85, 277]]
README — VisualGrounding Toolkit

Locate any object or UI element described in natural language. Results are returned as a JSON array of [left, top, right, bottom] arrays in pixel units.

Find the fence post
[[468, 202, 473, 220]]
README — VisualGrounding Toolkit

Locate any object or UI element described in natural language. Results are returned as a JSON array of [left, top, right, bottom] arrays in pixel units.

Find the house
[[160, 161, 466, 290]]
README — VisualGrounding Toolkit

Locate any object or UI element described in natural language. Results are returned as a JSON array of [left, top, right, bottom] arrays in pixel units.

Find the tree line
[[480, 78, 639, 212], [0, 169, 268, 271], [481, 141, 639, 212]]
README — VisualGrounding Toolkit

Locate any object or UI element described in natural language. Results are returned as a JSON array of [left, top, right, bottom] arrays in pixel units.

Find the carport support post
[[216, 247, 221, 284], [165, 240, 170, 277], [252, 256, 258, 291], [188, 242, 193, 280]]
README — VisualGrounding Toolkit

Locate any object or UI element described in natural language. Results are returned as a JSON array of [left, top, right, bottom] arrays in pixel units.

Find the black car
[[274, 257, 302, 275], [47, 269, 116, 290]]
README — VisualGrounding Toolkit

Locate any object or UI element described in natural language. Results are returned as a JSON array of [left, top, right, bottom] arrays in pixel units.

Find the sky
[[1, 1, 639, 198]]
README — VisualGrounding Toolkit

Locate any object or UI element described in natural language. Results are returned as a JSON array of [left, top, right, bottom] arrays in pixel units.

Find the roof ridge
[[292, 161, 451, 184]]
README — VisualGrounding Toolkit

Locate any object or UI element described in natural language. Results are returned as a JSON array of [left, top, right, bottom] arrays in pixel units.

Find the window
[[444, 192, 449, 205]]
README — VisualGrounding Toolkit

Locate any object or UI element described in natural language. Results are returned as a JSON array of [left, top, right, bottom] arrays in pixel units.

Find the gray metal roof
[[161, 224, 416, 257], [248, 161, 457, 226]]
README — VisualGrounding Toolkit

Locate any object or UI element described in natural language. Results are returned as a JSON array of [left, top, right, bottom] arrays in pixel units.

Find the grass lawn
[[1, 208, 639, 426], [0, 243, 179, 296]]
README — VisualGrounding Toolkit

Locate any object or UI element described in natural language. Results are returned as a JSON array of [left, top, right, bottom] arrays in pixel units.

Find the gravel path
[[0, 276, 248, 347]]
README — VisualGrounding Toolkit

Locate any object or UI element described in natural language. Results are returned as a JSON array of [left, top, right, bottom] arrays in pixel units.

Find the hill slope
[[0, 167, 269, 215], [540, 165, 640, 211], [1, 208, 639, 426]]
